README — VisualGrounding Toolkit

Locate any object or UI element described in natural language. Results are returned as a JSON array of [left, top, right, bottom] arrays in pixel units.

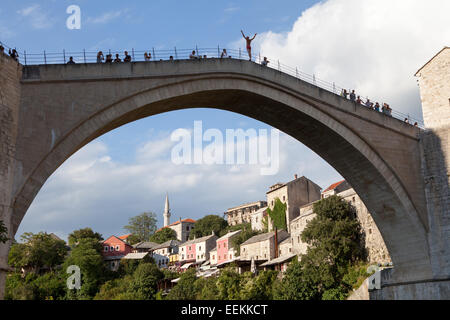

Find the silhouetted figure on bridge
[[189, 50, 198, 59], [67, 56, 75, 64], [365, 98, 373, 109], [105, 54, 113, 63], [144, 52, 151, 61], [241, 30, 257, 61], [124, 51, 132, 62], [114, 54, 121, 63], [96, 51, 104, 63], [341, 89, 348, 99], [261, 57, 269, 66], [349, 90, 356, 101], [9, 49, 18, 61], [220, 49, 228, 58]]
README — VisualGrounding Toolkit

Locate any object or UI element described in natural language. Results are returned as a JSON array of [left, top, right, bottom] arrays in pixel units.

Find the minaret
[[163, 193, 171, 227]]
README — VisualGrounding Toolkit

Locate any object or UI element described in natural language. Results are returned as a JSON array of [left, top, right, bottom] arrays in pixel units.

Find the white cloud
[[87, 10, 125, 24], [17, 4, 53, 29], [232, 0, 450, 122]]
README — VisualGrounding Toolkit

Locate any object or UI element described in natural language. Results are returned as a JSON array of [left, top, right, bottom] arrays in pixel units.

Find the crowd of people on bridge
[[340, 89, 417, 126]]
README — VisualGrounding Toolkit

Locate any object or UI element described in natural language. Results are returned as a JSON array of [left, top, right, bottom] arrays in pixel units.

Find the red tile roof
[[118, 234, 131, 240], [323, 180, 345, 193], [156, 218, 196, 232]]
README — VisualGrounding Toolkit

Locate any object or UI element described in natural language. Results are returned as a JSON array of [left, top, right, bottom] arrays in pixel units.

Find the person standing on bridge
[[241, 30, 257, 61], [96, 51, 104, 63]]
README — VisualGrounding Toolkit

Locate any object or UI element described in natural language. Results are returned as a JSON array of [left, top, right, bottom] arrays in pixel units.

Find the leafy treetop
[[149, 227, 178, 244], [124, 212, 158, 243], [189, 215, 227, 240]]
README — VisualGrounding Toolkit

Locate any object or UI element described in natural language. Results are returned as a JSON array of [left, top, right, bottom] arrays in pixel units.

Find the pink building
[[102, 235, 133, 271], [216, 230, 242, 265], [179, 240, 197, 263]]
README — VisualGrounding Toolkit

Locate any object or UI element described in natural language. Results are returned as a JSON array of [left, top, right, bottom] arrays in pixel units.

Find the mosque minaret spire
[[163, 193, 171, 227]]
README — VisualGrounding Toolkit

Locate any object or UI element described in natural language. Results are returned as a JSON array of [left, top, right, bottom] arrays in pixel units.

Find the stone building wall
[[339, 188, 391, 265], [241, 239, 273, 261], [0, 53, 23, 300]]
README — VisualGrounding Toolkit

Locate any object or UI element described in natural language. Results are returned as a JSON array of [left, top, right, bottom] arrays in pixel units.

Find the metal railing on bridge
[[0, 41, 424, 127]]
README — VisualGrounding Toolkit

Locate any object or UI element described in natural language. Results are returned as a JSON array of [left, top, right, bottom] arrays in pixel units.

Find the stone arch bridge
[[0, 55, 449, 299]]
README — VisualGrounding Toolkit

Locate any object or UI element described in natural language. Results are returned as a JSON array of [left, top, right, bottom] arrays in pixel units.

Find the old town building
[[240, 230, 289, 262], [216, 229, 242, 265], [102, 235, 133, 271], [152, 239, 181, 269], [266, 175, 322, 232], [225, 201, 267, 226]]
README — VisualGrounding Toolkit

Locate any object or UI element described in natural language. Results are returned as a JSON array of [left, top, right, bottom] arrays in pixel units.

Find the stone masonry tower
[[415, 47, 450, 290], [163, 193, 171, 227]]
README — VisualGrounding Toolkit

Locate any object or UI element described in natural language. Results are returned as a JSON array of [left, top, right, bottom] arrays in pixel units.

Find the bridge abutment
[[0, 53, 22, 299]]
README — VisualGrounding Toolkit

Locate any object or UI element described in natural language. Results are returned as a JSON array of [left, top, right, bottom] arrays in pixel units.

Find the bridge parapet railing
[[0, 41, 424, 127]]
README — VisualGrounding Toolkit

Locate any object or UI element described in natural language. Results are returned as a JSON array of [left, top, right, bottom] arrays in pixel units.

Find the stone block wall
[[0, 53, 23, 299]]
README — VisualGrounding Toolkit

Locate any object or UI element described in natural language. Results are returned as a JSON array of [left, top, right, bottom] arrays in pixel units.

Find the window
[[104, 246, 109, 252], [115, 245, 120, 251], [283, 196, 285, 202], [212, 255, 215, 260], [110, 246, 114, 251], [229, 254, 232, 259], [199, 246, 201, 251]]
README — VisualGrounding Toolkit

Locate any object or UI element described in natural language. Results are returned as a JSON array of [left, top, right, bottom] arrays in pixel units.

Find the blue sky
[[3, 0, 449, 241]]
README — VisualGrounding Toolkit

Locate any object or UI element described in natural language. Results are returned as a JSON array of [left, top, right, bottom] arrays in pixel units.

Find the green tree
[[166, 269, 197, 300], [63, 238, 107, 299], [127, 262, 164, 300], [272, 258, 318, 300], [274, 195, 366, 300], [124, 212, 158, 243], [149, 227, 178, 244], [68, 228, 103, 246], [5, 271, 66, 300], [0, 220, 8, 243], [244, 270, 278, 300], [8, 232, 68, 274], [94, 276, 133, 300], [267, 198, 287, 230], [216, 267, 242, 300], [194, 277, 219, 300], [189, 215, 227, 239]]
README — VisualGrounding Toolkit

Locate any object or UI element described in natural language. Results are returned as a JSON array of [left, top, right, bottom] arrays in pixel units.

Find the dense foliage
[[267, 198, 287, 230], [149, 227, 178, 244], [5, 195, 370, 300], [8, 232, 68, 274], [124, 212, 158, 243], [273, 195, 367, 300], [189, 215, 228, 239], [68, 228, 103, 246]]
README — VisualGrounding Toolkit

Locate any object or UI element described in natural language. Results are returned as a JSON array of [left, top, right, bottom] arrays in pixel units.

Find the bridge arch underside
[[14, 76, 431, 283]]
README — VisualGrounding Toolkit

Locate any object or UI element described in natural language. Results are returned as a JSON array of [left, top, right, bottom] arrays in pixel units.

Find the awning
[[181, 263, 193, 269], [171, 277, 181, 283], [259, 254, 297, 267]]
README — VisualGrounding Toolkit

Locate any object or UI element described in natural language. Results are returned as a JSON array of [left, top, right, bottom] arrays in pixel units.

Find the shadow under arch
[[13, 74, 432, 283]]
